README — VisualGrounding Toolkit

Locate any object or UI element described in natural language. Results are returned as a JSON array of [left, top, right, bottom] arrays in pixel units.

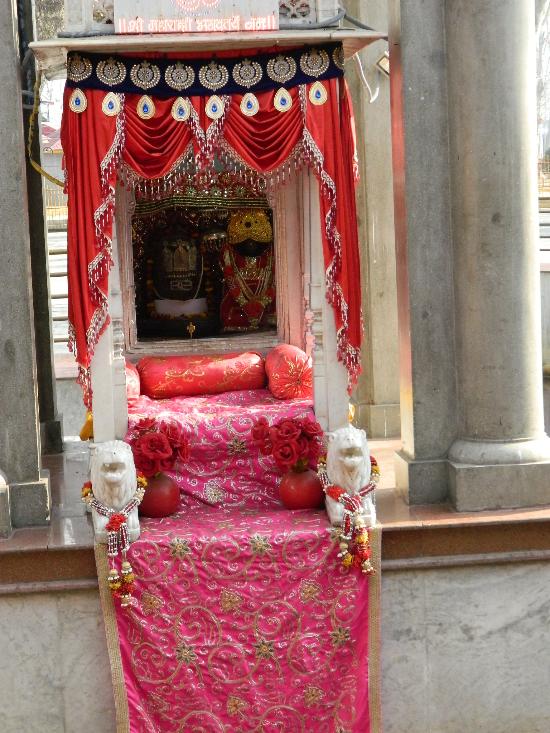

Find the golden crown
[[227, 209, 273, 244]]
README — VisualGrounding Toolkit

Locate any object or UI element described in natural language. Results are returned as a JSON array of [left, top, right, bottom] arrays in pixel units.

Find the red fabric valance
[[61, 69, 362, 406]]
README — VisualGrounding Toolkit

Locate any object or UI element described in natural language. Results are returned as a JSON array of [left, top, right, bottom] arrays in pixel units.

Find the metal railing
[[44, 182, 68, 230]]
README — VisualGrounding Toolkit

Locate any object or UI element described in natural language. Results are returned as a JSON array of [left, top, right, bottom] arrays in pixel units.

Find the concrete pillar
[[347, 0, 400, 439], [388, 0, 458, 502], [446, 0, 550, 509], [21, 0, 63, 454], [0, 0, 50, 529]]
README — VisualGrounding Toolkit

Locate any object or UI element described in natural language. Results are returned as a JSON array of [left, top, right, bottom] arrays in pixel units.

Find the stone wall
[[2, 562, 550, 732]]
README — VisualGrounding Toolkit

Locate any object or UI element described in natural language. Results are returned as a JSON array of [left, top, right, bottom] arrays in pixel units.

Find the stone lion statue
[[90, 440, 140, 543], [325, 424, 376, 528]]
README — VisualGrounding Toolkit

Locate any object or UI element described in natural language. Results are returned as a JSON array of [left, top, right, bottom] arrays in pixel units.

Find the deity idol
[[220, 209, 276, 332]]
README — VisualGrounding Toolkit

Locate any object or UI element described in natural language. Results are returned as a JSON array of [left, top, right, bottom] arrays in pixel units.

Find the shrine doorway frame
[[90, 169, 350, 442]]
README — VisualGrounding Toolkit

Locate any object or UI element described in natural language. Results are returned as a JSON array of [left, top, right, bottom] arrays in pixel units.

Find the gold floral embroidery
[[304, 685, 324, 706], [220, 589, 243, 613], [175, 642, 197, 665], [227, 695, 247, 716], [330, 627, 351, 647], [300, 579, 322, 603], [141, 592, 163, 617], [170, 538, 191, 558], [204, 481, 224, 504], [249, 534, 272, 555], [254, 639, 275, 660], [228, 437, 247, 455]]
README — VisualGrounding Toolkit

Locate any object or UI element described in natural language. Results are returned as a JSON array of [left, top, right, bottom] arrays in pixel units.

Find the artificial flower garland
[[318, 457, 380, 574], [82, 474, 147, 607]]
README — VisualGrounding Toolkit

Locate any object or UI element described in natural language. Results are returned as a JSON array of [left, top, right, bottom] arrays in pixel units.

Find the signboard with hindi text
[[114, 0, 279, 34]]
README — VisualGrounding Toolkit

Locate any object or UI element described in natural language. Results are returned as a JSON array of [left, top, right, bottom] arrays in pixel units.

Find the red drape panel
[[61, 76, 362, 405], [223, 88, 304, 172], [61, 88, 120, 398], [123, 95, 194, 177]]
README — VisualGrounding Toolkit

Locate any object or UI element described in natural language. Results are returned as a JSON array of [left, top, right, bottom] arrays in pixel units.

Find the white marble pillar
[[347, 0, 400, 439], [446, 0, 550, 509]]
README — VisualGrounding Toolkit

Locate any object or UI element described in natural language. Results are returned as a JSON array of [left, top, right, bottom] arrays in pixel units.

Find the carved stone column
[[446, 0, 550, 509], [390, 0, 550, 509], [389, 0, 457, 503]]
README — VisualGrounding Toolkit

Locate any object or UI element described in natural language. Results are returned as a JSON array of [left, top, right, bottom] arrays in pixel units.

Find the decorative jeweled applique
[[101, 91, 120, 116], [266, 54, 297, 84], [199, 61, 229, 91], [137, 95, 155, 119], [69, 88, 87, 113], [96, 57, 126, 86], [274, 87, 293, 112], [205, 95, 225, 120], [299, 48, 330, 77], [67, 54, 92, 82], [130, 60, 161, 90], [171, 97, 191, 122], [332, 45, 345, 70], [240, 92, 259, 117], [309, 81, 328, 105], [232, 58, 263, 88], [165, 62, 195, 91]]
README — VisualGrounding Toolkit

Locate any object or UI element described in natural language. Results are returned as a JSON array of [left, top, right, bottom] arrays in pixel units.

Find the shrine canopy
[[60, 42, 363, 405]]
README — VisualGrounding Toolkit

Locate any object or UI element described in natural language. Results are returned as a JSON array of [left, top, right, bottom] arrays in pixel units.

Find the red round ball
[[139, 473, 180, 518], [279, 468, 324, 510]]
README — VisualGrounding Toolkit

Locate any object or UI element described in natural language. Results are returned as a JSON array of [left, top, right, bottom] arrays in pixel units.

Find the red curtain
[[62, 76, 362, 405]]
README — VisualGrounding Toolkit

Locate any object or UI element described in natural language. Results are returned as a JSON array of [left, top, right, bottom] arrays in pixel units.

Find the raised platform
[[2, 439, 550, 594]]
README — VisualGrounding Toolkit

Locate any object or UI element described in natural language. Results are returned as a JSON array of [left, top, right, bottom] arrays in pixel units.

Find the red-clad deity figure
[[220, 209, 276, 332]]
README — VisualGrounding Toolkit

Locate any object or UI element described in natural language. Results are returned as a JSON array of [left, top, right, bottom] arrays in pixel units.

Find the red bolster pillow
[[125, 360, 141, 406], [137, 352, 266, 399], [265, 344, 313, 400]]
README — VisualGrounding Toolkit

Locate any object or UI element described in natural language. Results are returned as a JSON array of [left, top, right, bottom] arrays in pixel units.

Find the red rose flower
[[269, 427, 280, 445], [272, 441, 300, 471], [136, 431, 173, 460], [295, 436, 310, 461], [307, 438, 322, 461], [106, 513, 126, 532], [134, 417, 157, 433], [259, 439, 273, 456], [302, 419, 323, 439], [133, 446, 159, 478], [275, 419, 302, 442], [158, 457, 173, 472], [174, 441, 190, 463], [252, 417, 271, 445], [159, 421, 184, 446]]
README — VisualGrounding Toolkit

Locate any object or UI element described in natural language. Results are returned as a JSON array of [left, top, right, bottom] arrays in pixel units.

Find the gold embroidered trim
[[368, 525, 383, 733], [95, 544, 130, 733]]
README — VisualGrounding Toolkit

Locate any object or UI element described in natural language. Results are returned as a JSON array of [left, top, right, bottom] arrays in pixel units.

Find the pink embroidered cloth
[[127, 389, 315, 509], [110, 502, 379, 732]]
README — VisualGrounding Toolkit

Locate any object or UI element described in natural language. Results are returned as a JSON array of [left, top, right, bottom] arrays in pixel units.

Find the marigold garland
[[82, 474, 147, 607]]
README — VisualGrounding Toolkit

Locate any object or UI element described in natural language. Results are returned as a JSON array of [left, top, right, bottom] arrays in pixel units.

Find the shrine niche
[[33, 22, 385, 732], [130, 186, 276, 343]]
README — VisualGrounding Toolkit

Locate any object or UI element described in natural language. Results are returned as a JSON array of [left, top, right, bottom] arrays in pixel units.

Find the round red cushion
[[265, 345, 313, 400], [125, 360, 141, 406], [137, 353, 266, 399]]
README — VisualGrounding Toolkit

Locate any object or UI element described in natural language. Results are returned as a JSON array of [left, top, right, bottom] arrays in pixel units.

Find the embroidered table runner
[[97, 505, 381, 733]]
